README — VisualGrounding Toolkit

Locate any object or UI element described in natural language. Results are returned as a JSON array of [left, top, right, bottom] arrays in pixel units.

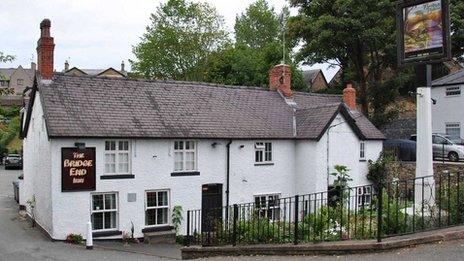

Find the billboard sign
[[397, 0, 451, 66]]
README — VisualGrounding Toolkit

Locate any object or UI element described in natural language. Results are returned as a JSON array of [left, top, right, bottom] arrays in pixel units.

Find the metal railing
[[185, 171, 464, 247]]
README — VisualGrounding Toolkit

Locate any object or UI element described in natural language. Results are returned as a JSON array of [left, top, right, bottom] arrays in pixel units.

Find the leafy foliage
[[131, 0, 229, 81], [172, 205, 184, 234], [0, 52, 15, 64], [367, 153, 392, 187], [289, 0, 464, 125], [289, 0, 398, 116], [66, 233, 83, 244], [132, 0, 306, 91]]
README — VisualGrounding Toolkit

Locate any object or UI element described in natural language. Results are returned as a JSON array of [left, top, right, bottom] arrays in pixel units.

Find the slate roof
[[0, 67, 35, 80], [432, 69, 464, 86], [32, 73, 384, 140], [302, 69, 321, 84]]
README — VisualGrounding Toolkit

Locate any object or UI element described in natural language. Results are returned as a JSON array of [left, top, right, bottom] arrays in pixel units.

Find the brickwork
[[269, 64, 292, 97], [36, 19, 55, 80], [343, 84, 356, 110]]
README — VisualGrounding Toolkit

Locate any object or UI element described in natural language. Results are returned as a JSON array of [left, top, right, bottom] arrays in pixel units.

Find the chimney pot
[[121, 61, 125, 72], [65, 60, 69, 71], [31, 62, 36, 71], [343, 84, 357, 110], [36, 18, 55, 80], [269, 64, 292, 97]]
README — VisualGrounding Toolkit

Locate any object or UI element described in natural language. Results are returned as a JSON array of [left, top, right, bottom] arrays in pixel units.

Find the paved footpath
[[0, 167, 178, 261], [202, 240, 464, 261], [2, 167, 464, 260]]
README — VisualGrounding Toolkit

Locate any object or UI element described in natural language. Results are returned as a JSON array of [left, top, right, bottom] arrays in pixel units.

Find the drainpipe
[[225, 140, 232, 220]]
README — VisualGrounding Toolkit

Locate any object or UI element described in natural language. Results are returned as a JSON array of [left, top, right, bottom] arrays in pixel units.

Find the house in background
[[302, 69, 328, 92], [20, 19, 384, 241], [431, 69, 464, 140], [0, 63, 36, 106], [63, 60, 127, 78]]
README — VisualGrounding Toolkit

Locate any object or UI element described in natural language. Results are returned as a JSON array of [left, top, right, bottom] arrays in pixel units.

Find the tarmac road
[[2, 166, 464, 261]]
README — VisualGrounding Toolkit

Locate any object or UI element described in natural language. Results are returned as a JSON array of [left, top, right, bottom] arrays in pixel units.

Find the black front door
[[201, 184, 223, 242]]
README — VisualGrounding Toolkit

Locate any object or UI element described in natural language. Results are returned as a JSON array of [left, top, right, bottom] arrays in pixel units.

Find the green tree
[[290, 0, 464, 121], [0, 52, 15, 63], [450, 0, 464, 62], [234, 0, 280, 50], [289, 0, 397, 115], [131, 0, 229, 81], [204, 1, 306, 91]]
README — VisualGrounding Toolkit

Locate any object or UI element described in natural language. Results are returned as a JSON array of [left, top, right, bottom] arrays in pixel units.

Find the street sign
[[397, 0, 451, 67]]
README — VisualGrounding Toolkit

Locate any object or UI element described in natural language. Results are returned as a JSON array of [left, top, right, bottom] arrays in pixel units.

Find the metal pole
[[232, 204, 238, 246], [377, 184, 383, 243], [186, 211, 191, 247], [294, 195, 299, 245]]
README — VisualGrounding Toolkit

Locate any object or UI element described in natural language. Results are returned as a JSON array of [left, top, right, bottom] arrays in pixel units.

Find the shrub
[[66, 233, 83, 244]]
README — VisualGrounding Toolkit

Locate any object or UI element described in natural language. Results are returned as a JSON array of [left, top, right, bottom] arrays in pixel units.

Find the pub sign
[[397, 0, 451, 66], [61, 147, 96, 192]]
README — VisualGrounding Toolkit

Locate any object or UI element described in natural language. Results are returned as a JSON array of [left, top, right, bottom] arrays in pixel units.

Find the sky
[[0, 0, 338, 80]]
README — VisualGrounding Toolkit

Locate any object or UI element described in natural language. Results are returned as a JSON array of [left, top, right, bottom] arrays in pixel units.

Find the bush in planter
[[66, 233, 83, 244]]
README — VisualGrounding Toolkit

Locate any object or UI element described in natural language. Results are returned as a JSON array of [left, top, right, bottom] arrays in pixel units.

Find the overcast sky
[[0, 0, 338, 80]]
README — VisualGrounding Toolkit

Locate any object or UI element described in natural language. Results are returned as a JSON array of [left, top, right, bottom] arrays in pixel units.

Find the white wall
[[48, 139, 298, 239], [431, 85, 463, 137], [320, 114, 382, 188], [21, 93, 53, 234]]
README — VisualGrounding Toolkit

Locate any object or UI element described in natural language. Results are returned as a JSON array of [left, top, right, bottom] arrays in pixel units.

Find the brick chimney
[[36, 19, 55, 80], [269, 64, 292, 97], [64, 60, 69, 71], [343, 84, 357, 110]]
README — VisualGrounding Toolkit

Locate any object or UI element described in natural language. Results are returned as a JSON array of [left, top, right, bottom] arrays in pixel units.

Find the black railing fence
[[185, 171, 464, 247]]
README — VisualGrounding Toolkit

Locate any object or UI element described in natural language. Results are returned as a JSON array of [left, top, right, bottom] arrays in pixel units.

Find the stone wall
[[386, 161, 464, 182]]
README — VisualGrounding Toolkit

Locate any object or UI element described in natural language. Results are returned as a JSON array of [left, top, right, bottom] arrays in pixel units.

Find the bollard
[[86, 221, 93, 250]]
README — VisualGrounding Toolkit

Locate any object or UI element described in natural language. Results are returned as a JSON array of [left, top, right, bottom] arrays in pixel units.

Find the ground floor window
[[254, 194, 280, 220], [145, 190, 170, 226], [357, 186, 372, 208], [91, 193, 118, 231]]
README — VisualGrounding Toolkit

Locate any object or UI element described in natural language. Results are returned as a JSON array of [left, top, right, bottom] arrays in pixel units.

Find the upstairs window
[[445, 86, 461, 96], [174, 141, 196, 172], [255, 142, 272, 163], [104, 140, 130, 174], [17, 79, 23, 86], [445, 123, 461, 139], [360, 141, 366, 160]]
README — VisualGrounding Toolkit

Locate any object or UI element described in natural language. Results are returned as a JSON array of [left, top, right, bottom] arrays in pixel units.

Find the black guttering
[[225, 140, 232, 219], [20, 76, 38, 139]]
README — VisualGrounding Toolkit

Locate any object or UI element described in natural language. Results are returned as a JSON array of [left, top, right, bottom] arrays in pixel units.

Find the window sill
[[359, 159, 367, 162], [100, 174, 135, 180], [254, 162, 274, 166], [92, 230, 122, 238], [141, 225, 174, 233], [171, 171, 200, 177]]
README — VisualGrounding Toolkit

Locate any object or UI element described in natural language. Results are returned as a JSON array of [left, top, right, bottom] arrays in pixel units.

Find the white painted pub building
[[20, 20, 384, 240]]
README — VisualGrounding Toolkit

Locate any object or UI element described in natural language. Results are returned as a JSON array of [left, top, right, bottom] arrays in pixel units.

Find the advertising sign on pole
[[397, 0, 451, 66]]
